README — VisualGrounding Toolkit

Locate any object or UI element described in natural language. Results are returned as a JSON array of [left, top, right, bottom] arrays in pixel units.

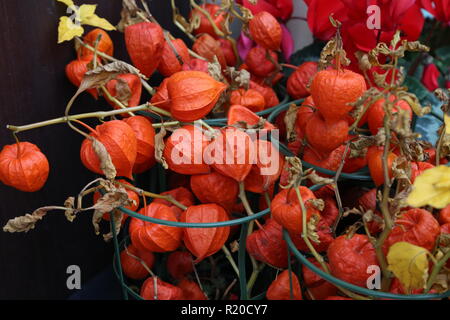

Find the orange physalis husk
[[124, 21, 165, 78], [230, 89, 266, 113], [181, 204, 230, 262], [271, 187, 321, 234], [166, 251, 194, 279], [244, 139, 284, 193], [140, 277, 184, 300], [0, 142, 49, 192], [249, 11, 282, 51], [247, 219, 288, 269], [131, 203, 182, 253], [123, 116, 156, 174], [190, 171, 239, 213], [192, 34, 227, 69], [206, 127, 255, 182], [167, 71, 227, 122], [80, 120, 137, 179], [266, 270, 303, 300], [158, 38, 190, 77], [178, 279, 208, 300], [120, 244, 155, 280], [105, 74, 142, 116], [163, 125, 211, 175]]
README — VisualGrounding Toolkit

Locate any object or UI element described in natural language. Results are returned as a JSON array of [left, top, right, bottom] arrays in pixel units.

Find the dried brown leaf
[[64, 197, 77, 222], [155, 126, 168, 169], [284, 104, 298, 143], [92, 138, 117, 180], [3, 207, 53, 233]]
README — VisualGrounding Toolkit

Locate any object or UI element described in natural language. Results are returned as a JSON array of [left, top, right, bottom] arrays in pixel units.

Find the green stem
[[7, 105, 154, 134], [222, 245, 240, 277]]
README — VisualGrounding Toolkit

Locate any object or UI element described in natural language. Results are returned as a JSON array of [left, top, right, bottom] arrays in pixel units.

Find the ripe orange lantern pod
[[123, 116, 156, 174], [244, 140, 284, 194], [367, 95, 413, 135], [266, 270, 302, 300], [383, 208, 440, 253], [166, 251, 194, 279], [327, 234, 378, 287], [219, 39, 237, 67], [80, 120, 137, 179], [153, 187, 195, 219], [190, 171, 239, 213], [163, 125, 211, 175], [124, 21, 165, 78], [245, 47, 278, 77], [310, 68, 367, 123], [206, 127, 256, 182], [271, 187, 321, 234], [120, 244, 155, 280], [140, 277, 184, 300], [305, 112, 349, 154], [150, 77, 171, 111], [158, 38, 190, 77], [367, 146, 397, 187], [182, 58, 209, 73], [230, 89, 266, 113], [65, 58, 99, 99], [167, 71, 228, 122], [287, 61, 319, 99], [77, 28, 114, 59], [178, 279, 208, 300], [181, 204, 230, 262], [249, 11, 282, 51], [247, 219, 288, 269], [227, 105, 276, 131], [190, 3, 226, 39], [105, 74, 142, 114], [192, 34, 227, 69], [131, 203, 183, 253], [0, 142, 50, 192], [249, 80, 280, 107]]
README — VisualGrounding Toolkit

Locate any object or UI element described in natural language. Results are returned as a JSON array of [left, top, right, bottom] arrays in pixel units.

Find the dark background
[[0, 0, 189, 299]]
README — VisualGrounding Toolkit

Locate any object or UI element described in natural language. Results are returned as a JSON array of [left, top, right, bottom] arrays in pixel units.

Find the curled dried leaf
[[113, 77, 132, 106], [64, 197, 77, 222], [284, 104, 298, 143], [304, 171, 334, 185], [81, 61, 145, 93], [306, 198, 325, 211], [92, 138, 117, 180], [3, 207, 55, 233], [103, 209, 124, 242], [354, 51, 371, 72], [155, 126, 168, 169], [307, 214, 320, 243], [92, 187, 131, 236]]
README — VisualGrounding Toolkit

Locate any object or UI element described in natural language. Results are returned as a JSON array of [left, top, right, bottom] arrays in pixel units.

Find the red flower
[[420, 0, 450, 24], [305, 0, 424, 72], [422, 63, 441, 91], [237, 0, 293, 21]]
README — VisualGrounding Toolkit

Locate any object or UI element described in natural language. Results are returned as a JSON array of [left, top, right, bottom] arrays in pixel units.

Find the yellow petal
[[82, 14, 116, 31], [79, 4, 97, 21], [406, 165, 450, 209], [444, 114, 450, 135], [56, 0, 75, 7], [58, 16, 84, 43], [387, 242, 429, 293]]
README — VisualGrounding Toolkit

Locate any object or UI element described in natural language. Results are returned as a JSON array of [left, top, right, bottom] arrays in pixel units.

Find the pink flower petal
[[237, 32, 255, 61], [280, 24, 294, 62]]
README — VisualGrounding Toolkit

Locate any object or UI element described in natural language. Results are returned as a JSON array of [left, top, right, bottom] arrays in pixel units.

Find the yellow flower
[[56, 0, 115, 44], [406, 165, 450, 209]]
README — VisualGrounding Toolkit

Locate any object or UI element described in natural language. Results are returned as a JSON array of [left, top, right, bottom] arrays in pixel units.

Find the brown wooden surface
[[0, 0, 189, 299]]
